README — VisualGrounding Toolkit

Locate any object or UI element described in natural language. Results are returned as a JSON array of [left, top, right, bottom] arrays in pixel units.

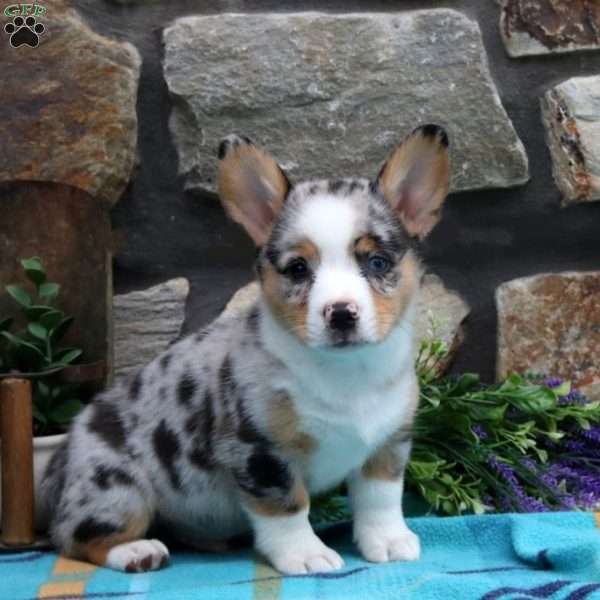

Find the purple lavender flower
[[543, 377, 564, 389], [577, 426, 600, 444], [558, 389, 587, 405], [540, 462, 600, 510], [472, 425, 488, 440], [488, 455, 548, 513]]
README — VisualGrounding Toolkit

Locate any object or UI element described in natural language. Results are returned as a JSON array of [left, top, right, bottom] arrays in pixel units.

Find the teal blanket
[[3, 512, 600, 599]]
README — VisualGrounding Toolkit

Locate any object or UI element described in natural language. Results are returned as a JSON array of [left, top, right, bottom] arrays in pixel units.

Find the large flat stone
[[541, 76, 600, 206], [0, 0, 141, 206], [113, 278, 189, 380], [496, 272, 600, 399], [499, 0, 600, 57], [163, 11, 528, 194]]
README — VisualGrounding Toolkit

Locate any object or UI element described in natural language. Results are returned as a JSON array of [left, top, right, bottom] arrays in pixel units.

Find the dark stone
[[500, 0, 600, 57]]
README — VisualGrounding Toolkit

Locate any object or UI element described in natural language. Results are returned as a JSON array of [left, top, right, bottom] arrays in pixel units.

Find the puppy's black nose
[[325, 302, 359, 332]]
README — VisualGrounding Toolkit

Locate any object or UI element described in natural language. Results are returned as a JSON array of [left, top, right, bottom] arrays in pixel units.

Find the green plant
[[410, 338, 600, 516], [1, 257, 84, 435]]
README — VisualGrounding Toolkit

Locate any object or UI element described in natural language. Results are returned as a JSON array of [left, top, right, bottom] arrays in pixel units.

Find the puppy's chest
[[290, 380, 414, 494]]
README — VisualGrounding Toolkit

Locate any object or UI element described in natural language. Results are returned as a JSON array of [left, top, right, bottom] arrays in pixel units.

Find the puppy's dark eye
[[284, 258, 310, 281], [367, 255, 391, 274]]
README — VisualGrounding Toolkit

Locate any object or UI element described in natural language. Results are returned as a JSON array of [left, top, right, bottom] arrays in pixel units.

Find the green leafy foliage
[[0, 258, 85, 435], [411, 337, 600, 516]]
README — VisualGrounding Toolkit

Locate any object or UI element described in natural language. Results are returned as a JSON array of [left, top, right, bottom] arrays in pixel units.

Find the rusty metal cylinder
[[0, 378, 35, 545]]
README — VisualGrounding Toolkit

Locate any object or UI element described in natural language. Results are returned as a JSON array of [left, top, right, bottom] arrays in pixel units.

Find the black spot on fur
[[418, 124, 449, 147], [369, 179, 380, 195], [160, 353, 172, 372], [246, 307, 260, 334], [177, 373, 197, 407], [153, 420, 182, 490], [187, 391, 216, 470], [129, 372, 143, 401], [238, 449, 292, 497], [92, 466, 134, 490], [309, 183, 319, 195], [88, 402, 127, 451], [218, 356, 236, 403], [73, 517, 121, 544], [348, 179, 362, 194], [328, 179, 346, 194]]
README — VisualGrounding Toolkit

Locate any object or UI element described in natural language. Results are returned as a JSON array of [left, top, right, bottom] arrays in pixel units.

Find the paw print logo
[[4, 15, 45, 48]]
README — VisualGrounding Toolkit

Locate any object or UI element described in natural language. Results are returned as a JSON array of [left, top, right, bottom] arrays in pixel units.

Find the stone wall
[[3, 0, 599, 386]]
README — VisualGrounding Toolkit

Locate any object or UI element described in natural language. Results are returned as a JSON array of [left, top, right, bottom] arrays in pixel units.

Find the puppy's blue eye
[[367, 255, 391, 274]]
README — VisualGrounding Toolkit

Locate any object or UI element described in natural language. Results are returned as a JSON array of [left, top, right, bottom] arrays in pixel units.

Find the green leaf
[[24, 305, 55, 321], [57, 349, 82, 365], [37, 381, 50, 397], [28, 322, 48, 340], [6, 285, 31, 307], [513, 386, 557, 414], [50, 316, 74, 343], [449, 373, 480, 396], [1, 331, 45, 366], [551, 381, 571, 397], [21, 257, 46, 287], [40, 310, 64, 331], [469, 403, 508, 422], [0, 317, 13, 332], [32, 403, 47, 425], [49, 398, 82, 424], [39, 283, 60, 302]]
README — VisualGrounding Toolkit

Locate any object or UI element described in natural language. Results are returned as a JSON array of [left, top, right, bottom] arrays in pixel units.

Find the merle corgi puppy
[[41, 125, 449, 575]]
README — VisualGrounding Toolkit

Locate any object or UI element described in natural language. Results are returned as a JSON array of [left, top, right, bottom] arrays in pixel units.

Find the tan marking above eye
[[354, 236, 380, 256], [289, 239, 320, 264]]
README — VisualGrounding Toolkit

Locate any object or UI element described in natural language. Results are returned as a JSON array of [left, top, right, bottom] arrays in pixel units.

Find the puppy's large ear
[[375, 125, 450, 239], [218, 135, 291, 246]]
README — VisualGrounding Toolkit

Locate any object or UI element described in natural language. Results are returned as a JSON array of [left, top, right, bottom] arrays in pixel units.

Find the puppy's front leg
[[348, 437, 420, 563], [239, 467, 344, 574]]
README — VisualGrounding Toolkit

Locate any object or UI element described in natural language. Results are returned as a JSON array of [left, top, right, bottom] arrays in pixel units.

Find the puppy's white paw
[[105, 539, 170, 572], [355, 524, 420, 564], [266, 534, 344, 575]]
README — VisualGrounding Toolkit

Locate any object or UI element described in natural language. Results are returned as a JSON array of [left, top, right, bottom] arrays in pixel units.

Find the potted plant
[[0, 257, 100, 528]]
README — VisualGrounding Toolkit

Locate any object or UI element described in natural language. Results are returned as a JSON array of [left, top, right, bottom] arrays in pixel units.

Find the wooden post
[[0, 378, 34, 545]]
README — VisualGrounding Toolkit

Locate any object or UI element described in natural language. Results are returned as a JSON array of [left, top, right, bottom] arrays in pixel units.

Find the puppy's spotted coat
[[42, 125, 450, 574]]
